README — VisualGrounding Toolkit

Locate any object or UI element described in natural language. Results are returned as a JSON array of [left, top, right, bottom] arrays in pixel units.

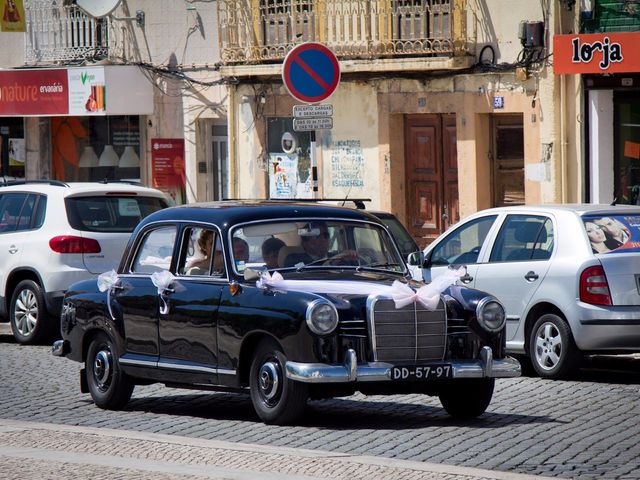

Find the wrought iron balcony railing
[[218, 0, 468, 64], [24, 0, 123, 65]]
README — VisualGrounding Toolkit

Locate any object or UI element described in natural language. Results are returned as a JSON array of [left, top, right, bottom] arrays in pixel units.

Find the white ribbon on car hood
[[97, 269, 119, 320], [256, 267, 465, 311]]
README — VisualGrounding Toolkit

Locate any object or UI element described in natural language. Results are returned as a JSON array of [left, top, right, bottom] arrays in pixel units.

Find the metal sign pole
[[310, 130, 318, 197]]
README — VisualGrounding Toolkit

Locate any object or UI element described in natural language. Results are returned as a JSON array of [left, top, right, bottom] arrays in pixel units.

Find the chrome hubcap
[[258, 361, 280, 403], [94, 349, 112, 390], [14, 289, 38, 336], [534, 322, 562, 370]]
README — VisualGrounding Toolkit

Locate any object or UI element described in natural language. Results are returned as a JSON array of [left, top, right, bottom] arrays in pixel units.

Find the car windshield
[[231, 219, 405, 274]]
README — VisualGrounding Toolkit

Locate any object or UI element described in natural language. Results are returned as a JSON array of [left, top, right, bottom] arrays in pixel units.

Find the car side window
[[430, 215, 498, 266], [489, 215, 553, 263], [131, 226, 177, 274], [178, 227, 225, 277], [16, 194, 36, 231], [0, 193, 28, 233]]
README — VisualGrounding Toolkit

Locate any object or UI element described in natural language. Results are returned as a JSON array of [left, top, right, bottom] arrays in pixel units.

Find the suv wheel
[[529, 313, 579, 379], [10, 279, 51, 344]]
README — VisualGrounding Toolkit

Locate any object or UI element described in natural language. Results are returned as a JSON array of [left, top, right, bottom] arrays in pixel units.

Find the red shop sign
[[0, 69, 69, 115], [554, 32, 640, 75], [151, 138, 186, 205]]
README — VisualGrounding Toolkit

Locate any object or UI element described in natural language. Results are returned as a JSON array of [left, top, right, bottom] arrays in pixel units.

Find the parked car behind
[[0, 180, 169, 344], [413, 204, 640, 379], [53, 201, 520, 425]]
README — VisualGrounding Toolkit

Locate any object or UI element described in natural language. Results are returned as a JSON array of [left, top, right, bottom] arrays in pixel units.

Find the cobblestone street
[[1, 324, 640, 479]]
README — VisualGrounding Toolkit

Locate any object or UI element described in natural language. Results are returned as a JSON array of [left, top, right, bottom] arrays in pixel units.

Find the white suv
[[0, 181, 169, 344]]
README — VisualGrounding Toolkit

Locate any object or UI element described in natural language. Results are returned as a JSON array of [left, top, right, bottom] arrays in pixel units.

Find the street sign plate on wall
[[293, 117, 333, 131], [283, 43, 340, 104], [293, 104, 333, 118]]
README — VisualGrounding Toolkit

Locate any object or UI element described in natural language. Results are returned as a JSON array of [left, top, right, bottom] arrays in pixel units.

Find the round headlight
[[476, 297, 506, 332], [306, 299, 339, 335]]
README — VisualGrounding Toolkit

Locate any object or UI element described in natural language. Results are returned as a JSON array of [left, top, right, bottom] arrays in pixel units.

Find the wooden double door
[[405, 114, 459, 248]]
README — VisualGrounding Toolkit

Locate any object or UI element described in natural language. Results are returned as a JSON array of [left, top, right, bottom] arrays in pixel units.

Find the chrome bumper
[[51, 340, 68, 357], [285, 346, 521, 383]]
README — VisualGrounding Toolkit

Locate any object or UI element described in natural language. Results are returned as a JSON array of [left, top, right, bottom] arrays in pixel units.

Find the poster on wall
[[8, 137, 24, 166], [67, 67, 106, 115], [1, 0, 26, 32], [269, 153, 298, 199], [151, 138, 185, 205]]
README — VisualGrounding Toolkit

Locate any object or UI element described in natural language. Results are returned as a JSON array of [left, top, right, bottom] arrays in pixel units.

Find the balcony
[[218, 0, 469, 67], [24, 0, 123, 65]]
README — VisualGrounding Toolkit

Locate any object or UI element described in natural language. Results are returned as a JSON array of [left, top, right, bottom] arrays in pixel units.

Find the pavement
[[0, 419, 552, 480]]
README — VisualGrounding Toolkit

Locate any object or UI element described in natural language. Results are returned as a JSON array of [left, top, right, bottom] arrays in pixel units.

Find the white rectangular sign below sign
[[293, 104, 333, 118], [293, 117, 333, 131]]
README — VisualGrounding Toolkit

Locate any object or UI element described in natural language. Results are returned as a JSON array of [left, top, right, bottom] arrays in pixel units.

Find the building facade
[[219, 0, 584, 246], [0, 0, 227, 204]]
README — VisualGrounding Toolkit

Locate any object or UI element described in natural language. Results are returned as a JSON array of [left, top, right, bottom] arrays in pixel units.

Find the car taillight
[[579, 265, 612, 306], [49, 236, 101, 254]]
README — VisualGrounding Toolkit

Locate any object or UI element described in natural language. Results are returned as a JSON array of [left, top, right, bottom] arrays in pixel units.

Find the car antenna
[[340, 184, 354, 207]]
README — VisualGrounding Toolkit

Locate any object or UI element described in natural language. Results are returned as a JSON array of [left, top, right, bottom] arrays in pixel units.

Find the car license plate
[[390, 364, 453, 381]]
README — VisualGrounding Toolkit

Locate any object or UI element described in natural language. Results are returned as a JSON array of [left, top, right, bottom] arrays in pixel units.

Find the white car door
[[0, 193, 35, 304], [423, 214, 500, 287], [472, 214, 555, 341]]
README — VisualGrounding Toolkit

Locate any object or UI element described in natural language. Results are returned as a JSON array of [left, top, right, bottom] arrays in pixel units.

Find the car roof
[[138, 200, 383, 229], [471, 203, 640, 217], [0, 181, 167, 198]]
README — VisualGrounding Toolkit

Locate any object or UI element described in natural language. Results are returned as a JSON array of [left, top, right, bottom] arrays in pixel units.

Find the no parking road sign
[[282, 42, 340, 104]]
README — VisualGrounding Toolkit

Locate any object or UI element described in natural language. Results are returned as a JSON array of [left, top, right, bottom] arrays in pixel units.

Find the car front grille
[[368, 297, 447, 363]]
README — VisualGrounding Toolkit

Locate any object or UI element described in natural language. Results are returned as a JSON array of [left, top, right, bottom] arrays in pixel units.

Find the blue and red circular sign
[[282, 42, 340, 104]]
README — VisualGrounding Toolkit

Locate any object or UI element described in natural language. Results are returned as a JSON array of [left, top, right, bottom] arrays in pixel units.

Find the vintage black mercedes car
[[53, 202, 520, 424]]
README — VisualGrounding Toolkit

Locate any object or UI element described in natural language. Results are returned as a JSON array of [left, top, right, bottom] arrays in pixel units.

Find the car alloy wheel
[[14, 288, 38, 337], [9, 279, 51, 345], [529, 313, 579, 379]]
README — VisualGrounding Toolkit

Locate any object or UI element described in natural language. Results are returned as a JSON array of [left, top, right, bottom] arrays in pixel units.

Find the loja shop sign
[[554, 32, 640, 74], [0, 67, 107, 116]]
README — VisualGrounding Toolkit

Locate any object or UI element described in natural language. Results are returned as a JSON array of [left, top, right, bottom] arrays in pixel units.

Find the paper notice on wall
[[624, 140, 640, 159], [330, 140, 365, 189], [269, 153, 298, 199], [8, 137, 24, 166]]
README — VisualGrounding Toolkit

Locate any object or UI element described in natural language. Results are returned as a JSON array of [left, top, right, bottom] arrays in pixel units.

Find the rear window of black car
[[65, 195, 167, 233]]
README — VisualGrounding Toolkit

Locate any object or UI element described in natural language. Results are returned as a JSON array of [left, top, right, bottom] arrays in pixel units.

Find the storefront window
[[266, 117, 311, 198], [51, 115, 141, 183], [614, 93, 640, 205], [0, 118, 25, 181]]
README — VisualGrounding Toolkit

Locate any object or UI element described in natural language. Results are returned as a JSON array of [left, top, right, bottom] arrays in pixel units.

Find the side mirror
[[406, 251, 425, 266]]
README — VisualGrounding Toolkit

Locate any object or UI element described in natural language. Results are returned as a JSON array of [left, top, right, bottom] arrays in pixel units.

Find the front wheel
[[249, 338, 308, 425], [86, 332, 134, 409], [529, 313, 579, 379], [10, 279, 51, 344], [439, 378, 495, 419]]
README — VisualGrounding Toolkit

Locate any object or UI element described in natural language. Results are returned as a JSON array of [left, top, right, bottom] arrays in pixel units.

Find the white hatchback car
[[0, 180, 169, 344], [414, 204, 640, 379]]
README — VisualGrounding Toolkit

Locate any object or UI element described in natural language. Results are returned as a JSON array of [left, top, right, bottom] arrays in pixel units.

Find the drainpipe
[[228, 83, 238, 198], [556, 1, 568, 203]]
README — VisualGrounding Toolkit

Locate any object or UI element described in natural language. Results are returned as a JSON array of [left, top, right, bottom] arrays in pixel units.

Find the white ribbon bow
[[256, 267, 465, 311], [151, 270, 176, 315], [97, 269, 119, 320]]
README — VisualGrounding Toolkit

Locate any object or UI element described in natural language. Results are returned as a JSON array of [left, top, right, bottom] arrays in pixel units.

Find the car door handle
[[524, 271, 539, 281], [460, 273, 473, 283], [8, 245, 18, 254]]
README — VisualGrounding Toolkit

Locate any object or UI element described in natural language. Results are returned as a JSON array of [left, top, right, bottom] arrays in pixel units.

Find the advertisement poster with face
[[583, 216, 640, 254]]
